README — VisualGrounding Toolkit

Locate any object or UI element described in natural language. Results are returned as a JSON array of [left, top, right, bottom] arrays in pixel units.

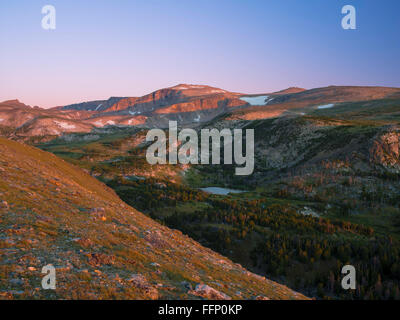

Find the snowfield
[[54, 121, 76, 130], [240, 95, 269, 106], [317, 104, 335, 109], [174, 85, 207, 90], [209, 89, 226, 94]]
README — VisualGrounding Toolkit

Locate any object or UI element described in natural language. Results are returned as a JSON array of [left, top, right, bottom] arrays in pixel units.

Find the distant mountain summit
[[271, 87, 306, 95], [61, 84, 241, 113]]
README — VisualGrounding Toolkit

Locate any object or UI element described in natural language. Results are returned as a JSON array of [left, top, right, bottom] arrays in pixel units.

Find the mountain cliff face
[[254, 118, 400, 174], [370, 128, 400, 168], [0, 137, 307, 300], [61, 84, 244, 114]]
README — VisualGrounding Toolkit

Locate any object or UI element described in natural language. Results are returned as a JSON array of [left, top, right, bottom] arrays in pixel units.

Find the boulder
[[189, 284, 231, 300]]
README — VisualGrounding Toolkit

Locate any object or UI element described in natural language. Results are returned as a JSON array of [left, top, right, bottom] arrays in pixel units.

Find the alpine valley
[[1, 83, 400, 300]]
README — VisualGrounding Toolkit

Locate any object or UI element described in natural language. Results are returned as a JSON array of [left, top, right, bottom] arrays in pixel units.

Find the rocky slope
[[0, 137, 307, 300], [252, 117, 400, 175]]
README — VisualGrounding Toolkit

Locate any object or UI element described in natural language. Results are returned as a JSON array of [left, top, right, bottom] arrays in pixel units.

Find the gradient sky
[[0, 0, 399, 108]]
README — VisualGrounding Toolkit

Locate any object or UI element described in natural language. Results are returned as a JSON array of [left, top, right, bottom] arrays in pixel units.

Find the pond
[[199, 187, 245, 195]]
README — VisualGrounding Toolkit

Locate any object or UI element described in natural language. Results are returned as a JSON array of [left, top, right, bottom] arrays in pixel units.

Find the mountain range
[[1, 84, 399, 141]]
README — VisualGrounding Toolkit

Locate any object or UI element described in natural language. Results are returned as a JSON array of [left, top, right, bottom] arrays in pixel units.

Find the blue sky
[[0, 0, 399, 107]]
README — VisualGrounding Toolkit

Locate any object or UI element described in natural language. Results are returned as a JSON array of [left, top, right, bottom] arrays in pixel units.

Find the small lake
[[199, 187, 245, 195], [124, 175, 146, 181]]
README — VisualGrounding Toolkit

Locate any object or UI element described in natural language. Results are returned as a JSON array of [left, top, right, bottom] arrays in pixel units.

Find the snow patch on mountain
[[54, 121, 76, 130], [317, 104, 335, 109], [265, 97, 275, 104], [209, 89, 226, 94], [174, 84, 211, 91], [240, 95, 269, 106]]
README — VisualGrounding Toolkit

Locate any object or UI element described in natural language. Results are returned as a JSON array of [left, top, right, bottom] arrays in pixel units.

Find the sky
[[0, 0, 399, 108]]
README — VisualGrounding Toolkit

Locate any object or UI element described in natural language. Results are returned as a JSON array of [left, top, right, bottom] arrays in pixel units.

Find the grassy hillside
[[0, 137, 307, 300]]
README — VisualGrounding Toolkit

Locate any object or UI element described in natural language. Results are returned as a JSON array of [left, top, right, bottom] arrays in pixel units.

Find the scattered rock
[[181, 281, 193, 291], [0, 200, 9, 208], [87, 253, 115, 267], [144, 230, 168, 249], [188, 284, 231, 300], [73, 237, 94, 248], [128, 274, 148, 287], [0, 292, 13, 299], [128, 274, 158, 300], [9, 279, 24, 285], [89, 208, 107, 221], [300, 206, 320, 218]]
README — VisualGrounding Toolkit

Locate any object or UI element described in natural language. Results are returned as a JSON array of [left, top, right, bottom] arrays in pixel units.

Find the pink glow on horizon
[[1, 1, 399, 108]]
